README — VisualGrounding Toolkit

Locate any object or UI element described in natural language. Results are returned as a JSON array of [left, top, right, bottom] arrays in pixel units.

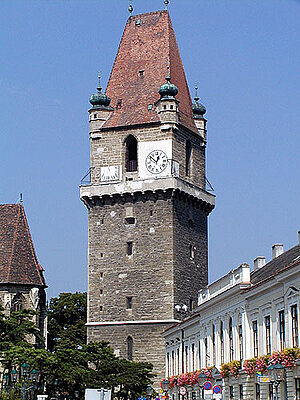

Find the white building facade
[[163, 240, 300, 400]]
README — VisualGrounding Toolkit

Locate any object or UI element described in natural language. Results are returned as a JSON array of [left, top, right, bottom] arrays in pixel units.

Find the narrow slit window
[[127, 241, 133, 256], [126, 296, 133, 309]]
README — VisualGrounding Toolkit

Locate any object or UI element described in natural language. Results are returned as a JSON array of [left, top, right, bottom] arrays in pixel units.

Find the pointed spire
[[164, 0, 169, 11], [166, 58, 171, 82], [128, 1, 133, 17]]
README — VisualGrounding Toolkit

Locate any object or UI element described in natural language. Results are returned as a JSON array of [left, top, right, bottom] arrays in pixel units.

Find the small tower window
[[127, 336, 133, 360], [126, 296, 133, 309], [189, 244, 195, 259], [125, 135, 138, 172], [139, 70, 144, 77], [186, 140, 192, 177], [125, 217, 135, 225], [127, 241, 133, 256]]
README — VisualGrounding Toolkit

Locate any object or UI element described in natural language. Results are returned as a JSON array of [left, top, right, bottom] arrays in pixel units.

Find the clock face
[[145, 150, 168, 174]]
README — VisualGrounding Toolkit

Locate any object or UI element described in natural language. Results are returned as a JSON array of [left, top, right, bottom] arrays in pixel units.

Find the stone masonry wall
[[173, 196, 208, 314], [87, 191, 175, 323], [88, 322, 173, 388]]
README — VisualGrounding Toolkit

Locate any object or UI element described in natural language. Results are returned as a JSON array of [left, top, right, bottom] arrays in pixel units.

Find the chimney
[[298, 231, 300, 244], [272, 244, 284, 259], [254, 256, 266, 271]]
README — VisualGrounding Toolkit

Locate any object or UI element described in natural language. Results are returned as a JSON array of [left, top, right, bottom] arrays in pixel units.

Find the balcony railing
[[126, 160, 137, 172]]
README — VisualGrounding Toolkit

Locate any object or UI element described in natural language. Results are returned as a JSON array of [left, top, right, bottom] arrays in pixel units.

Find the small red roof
[[103, 10, 197, 132], [0, 204, 46, 287]]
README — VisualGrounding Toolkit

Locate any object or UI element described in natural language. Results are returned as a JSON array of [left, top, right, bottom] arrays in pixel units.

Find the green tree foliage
[[0, 293, 154, 400], [47, 292, 87, 351]]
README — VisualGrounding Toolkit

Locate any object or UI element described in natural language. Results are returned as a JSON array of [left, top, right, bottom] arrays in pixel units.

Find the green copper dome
[[159, 66, 178, 99], [192, 86, 206, 117], [89, 74, 111, 109]]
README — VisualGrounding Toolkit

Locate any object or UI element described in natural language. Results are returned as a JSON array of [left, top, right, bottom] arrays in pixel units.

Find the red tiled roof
[[103, 10, 197, 132], [0, 204, 46, 286]]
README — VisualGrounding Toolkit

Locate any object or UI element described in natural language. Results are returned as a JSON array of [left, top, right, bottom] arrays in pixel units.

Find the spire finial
[[166, 58, 171, 82], [194, 85, 199, 102], [19, 193, 23, 204], [97, 72, 102, 93], [164, 0, 169, 10], [129, 1, 133, 17]]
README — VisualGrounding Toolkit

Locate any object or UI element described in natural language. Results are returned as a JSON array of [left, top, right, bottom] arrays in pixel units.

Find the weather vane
[[128, 1, 133, 17], [164, 0, 169, 10]]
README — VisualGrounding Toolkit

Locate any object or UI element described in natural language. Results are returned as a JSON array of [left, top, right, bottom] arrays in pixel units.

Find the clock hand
[[150, 156, 157, 164]]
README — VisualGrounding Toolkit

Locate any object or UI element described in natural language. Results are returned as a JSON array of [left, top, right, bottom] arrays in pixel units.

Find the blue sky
[[0, 0, 299, 299]]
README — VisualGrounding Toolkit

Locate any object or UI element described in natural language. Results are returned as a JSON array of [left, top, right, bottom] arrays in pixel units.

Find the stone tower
[[80, 10, 215, 383]]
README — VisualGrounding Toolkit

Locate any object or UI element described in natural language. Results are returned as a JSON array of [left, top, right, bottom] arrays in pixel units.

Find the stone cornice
[[80, 177, 215, 212]]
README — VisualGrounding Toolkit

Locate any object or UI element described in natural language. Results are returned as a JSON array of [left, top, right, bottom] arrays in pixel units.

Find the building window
[[239, 385, 243, 400], [127, 241, 133, 256], [220, 321, 224, 364], [171, 350, 175, 375], [212, 324, 215, 365], [191, 343, 195, 371], [189, 244, 195, 259], [265, 315, 271, 354], [186, 140, 192, 176], [125, 135, 138, 172], [204, 337, 208, 367], [125, 217, 135, 224], [268, 383, 274, 400], [239, 324, 243, 360], [126, 296, 132, 309], [229, 317, 234, 361], [255, 384, 260, 400], [253, 320, 258, 357], [185, 346, 188, 372], [291, 305, 299, 347], [100, 289, 103, 295], [100, 272, 103, 279], [189, 298, 194, 312], [295, 378, 300, 400], [229, 386, 234, 399], [11, 293, 24, 312], [279, 310, 285, 350], [127, 336, 133, 360], [99, 305, 103, 312]]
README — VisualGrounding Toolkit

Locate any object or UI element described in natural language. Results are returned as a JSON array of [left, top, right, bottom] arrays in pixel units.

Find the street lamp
[[146, 384, 153, 400], [267, 363, 285, 400], [161, 379, 169, 395], [11, 368, 18, 385], [197, 373, 207, 400]]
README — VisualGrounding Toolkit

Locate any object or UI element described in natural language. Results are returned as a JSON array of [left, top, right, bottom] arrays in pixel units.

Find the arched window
[[125, 135, 138, 172], [11, 293, 24, 312], [127, 336, 133, 360], [186, 140, 192, 176]]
